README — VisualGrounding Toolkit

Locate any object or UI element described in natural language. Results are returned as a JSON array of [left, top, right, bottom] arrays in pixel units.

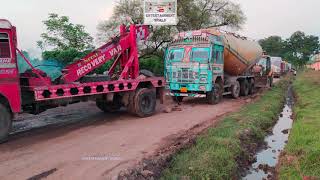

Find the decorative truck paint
[[165, 29, 270, 101]]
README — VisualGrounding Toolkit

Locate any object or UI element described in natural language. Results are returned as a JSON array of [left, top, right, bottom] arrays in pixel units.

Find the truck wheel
[[0, 103, 12, 143], [266, 78, 272, 88], [207, 83, 223, 105], [96, 101, 121, 113], [133, 88, 156, 117], [248, 79, 255, 95], [172, 96, 184, 103], [140, 69, 154, 77], [231, 81, 240, 99], [240, 79, 249, 96], [96, 94, 122, 113], [269, 77, 274, 87]]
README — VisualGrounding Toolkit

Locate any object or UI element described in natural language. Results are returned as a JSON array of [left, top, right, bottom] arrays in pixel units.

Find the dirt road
[[0, 97, 249, 180]]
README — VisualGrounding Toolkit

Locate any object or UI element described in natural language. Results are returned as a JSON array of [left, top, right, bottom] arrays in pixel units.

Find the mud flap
[[158, 87, 165, 104]]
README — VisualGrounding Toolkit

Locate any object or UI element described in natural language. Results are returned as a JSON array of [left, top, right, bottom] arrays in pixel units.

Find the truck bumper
[[166, 92, 206, 98]]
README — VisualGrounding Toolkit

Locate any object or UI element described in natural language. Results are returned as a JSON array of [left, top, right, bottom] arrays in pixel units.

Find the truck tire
[[172, 96, 184, 103], [132, 88, 156, 117], [140, 69, 154, 77], [96, 94, 122, 113], [0, 103, 12, 143], [231, 81, 240, 99], [96, 101, 121, 113], [207, 83, 223, 105], [269, 77, 274, 87], [240, 79, 249, 96], [248, 79, 255, 95], [266, 77, 272, 88]]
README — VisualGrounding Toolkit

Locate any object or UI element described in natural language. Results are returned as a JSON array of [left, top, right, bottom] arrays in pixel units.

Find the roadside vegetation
[[259, 32, 319, 68], [161, 78, 290, 179], [278, 70, 320, 179]]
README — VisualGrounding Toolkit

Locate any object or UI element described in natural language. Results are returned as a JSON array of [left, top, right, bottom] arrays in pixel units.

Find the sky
[[1, 0, 320, 57]]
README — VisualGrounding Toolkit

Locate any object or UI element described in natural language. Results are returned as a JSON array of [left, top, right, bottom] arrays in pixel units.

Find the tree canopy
[[97, 0, 246, 57], [259, 31, 320, 68], [38, 13, 94, 64], [259, 36, 285, 57], [177, 0, 246, 31], [96, 0, 246, 74]]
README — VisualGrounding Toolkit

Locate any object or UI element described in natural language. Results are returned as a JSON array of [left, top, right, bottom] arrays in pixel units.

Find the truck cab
[[0, 20, 21, 114], [165, 30, 224, 103], [0, 19, 22, 141], [253, 55, 273, 87]]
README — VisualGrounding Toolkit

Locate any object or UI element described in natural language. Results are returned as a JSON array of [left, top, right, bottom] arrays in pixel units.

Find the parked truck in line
[[270, 57, 284, 78], [0, 19, 165, 142], [270, 57, 292, 77], [165, 29, 273, 104]]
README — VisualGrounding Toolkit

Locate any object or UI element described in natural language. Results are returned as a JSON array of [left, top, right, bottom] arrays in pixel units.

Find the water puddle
[[243, 86, 294, 180]]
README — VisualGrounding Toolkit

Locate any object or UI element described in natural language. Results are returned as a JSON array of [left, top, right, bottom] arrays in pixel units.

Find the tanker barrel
[[222, 33, 263, 76]]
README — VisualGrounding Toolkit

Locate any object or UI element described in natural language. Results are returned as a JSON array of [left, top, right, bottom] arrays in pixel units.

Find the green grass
[[278, 71, 320, 179], [161, 78, 290, 180]]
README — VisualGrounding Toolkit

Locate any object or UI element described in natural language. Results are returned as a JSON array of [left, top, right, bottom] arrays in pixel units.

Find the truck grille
[[171, 69, 198, 83]]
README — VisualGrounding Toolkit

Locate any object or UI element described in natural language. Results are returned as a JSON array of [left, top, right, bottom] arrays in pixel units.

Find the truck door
[[0, 29, 21, 113], [212, 45, 224, 76]]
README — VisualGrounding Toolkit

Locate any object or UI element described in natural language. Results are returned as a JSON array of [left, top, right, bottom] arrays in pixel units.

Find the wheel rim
[[236, 85, 240, 96], [233, 83, 240, 97]]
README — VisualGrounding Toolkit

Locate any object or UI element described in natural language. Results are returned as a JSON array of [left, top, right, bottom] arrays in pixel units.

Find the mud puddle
[[243, 86, 294, 180]]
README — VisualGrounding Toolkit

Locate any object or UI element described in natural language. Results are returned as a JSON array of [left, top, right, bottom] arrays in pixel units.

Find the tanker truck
[[164, 29, 273, 104]]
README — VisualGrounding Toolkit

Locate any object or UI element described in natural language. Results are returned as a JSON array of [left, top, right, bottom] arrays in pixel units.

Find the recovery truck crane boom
[[0, 19, 164, 142], [61, 25, 149, 83]]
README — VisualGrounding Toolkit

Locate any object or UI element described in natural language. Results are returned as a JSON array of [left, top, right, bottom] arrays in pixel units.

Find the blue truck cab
[[165, 30, 225, 104]]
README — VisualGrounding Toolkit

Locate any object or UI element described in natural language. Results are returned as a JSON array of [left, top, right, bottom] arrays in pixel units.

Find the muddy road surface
[[0, 97, 250, 180]]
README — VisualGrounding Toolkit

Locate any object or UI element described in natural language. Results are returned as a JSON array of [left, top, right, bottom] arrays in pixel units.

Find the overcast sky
[[1, 0, 320, 57]]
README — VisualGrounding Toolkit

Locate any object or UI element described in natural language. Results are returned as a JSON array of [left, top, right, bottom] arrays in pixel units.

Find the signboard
[[144, 0, 177, 26]]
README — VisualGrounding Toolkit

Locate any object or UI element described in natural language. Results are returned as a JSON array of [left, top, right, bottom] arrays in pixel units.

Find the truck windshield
[[257, 58, 267, 67], [191, 47, 210, 62], [168, 48, 184, 62]]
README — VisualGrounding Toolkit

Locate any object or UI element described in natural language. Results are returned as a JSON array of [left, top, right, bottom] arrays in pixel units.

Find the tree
[[177, 0, 246, 31], [259, 36, 285, 57], [38, 13, 94, 64], [283, 31, 319, 68], [96, 0, 245, 73], [259, 31, 320, 68], [97, 0, 246, 56]]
